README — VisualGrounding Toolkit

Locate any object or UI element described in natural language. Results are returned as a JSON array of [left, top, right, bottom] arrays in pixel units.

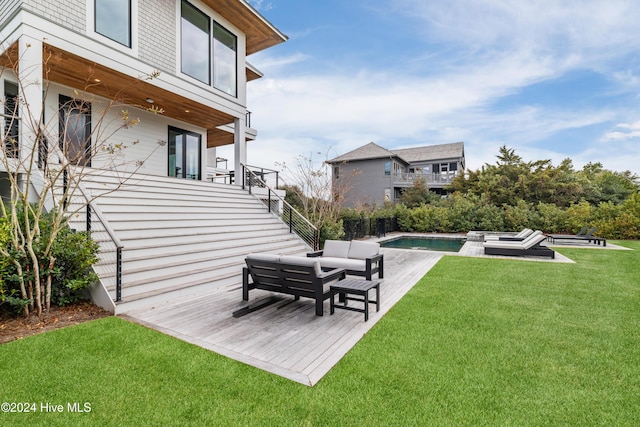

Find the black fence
[[342, 217, 398, 240]]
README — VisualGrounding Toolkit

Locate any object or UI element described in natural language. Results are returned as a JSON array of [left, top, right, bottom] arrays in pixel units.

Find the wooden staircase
[[67, 171, 310, 313]]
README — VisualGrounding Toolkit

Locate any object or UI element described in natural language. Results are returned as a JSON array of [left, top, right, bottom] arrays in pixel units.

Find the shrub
[[50, 227, 99, 306], [475, 204, 505, 231], [1, 203, 100, 313], [445, 194, 479, 232], [533, 203, 567, 233], [319, 218, 344, 245], [564, 200, 594, 232]]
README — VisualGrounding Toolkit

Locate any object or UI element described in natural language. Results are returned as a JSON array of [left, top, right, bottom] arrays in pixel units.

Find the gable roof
[[392, 142, 464, 162], [327, 141, 465, 164], [326, 142, 397, 163]]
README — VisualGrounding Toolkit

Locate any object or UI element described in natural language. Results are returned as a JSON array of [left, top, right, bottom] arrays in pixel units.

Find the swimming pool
[[380, 235, 465, 252]]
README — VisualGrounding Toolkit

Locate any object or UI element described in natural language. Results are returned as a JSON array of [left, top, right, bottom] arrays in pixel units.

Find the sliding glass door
[[168, 126, 201, 180]]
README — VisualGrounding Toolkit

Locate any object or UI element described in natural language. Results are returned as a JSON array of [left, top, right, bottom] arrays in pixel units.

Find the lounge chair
[[483, 231, 555, 258], [484, 228, 533, 242], [547, 226, 589, 240], [547, 227, 606, 246]]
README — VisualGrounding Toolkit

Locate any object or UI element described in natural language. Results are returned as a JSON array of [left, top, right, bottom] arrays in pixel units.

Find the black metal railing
[[53, 151, 124, 302], [242, 164, 280, 188], [342, 217, 398, 240], [84, 200, 124, 301], [242, 164, 318, 250]]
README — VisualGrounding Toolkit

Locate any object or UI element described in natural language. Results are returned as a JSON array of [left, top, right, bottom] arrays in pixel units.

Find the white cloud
[[247, 0, 273, 12], [228, 1, 640, 177], [603, 121, 640, 141]]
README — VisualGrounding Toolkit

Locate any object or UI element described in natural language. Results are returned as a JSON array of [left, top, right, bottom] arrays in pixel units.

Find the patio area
[[122, 247, 442, 386], [121, 236, 619, 386]]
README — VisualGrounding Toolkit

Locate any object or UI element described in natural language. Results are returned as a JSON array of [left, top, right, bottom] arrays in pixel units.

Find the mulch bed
[[0, 301, 112, 344]]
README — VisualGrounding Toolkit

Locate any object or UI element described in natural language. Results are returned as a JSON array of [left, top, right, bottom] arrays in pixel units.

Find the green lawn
[[2, 242, 639, 426]]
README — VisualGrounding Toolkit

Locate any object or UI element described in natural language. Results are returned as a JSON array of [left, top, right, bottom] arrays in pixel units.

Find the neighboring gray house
[[327, 141, 465, 207]]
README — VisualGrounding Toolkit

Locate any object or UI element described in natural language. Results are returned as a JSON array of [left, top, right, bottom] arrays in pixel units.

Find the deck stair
[[65, 171, 310, 313]]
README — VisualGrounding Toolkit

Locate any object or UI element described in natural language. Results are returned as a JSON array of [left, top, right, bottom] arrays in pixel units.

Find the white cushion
[[322, 240, 351, 258], [279, 255, 322, 275], [515, 228, 533, 238], [347, 241, 379, 260], [246, 253, 280, 263], [316, 257, 366, 272]]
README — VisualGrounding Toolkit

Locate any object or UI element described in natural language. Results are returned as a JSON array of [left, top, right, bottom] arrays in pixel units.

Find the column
[[233, 116, 246, 186], [18, 36, 43, 166]]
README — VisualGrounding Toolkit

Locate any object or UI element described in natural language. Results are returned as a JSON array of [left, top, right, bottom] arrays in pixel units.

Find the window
[[59, 95, 92, 166], [168, 127, 201, 180], [181, 1, 237, 96], [4, 81, 19, 158], [384, 161, 391, 176], [95, 0, 131, 47], [333, 166, 340, 180], [213, 22, 237, 96], [181, 0, 210, 84]]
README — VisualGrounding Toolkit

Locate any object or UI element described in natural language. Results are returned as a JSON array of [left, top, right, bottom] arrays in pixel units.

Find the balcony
[[392, 172, 458, 188]]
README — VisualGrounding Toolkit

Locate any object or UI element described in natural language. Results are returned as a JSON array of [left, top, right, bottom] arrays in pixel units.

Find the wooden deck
[[121, 248, 442, 386], [120, 237, 590, 386]]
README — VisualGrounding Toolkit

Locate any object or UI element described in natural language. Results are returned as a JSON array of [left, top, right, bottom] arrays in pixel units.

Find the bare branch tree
[[277, 151, 357, 241], [1, 43, 164, 317]]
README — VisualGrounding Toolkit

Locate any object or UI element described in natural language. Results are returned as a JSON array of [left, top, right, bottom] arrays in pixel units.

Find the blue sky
[[220, 0, 640, 177]]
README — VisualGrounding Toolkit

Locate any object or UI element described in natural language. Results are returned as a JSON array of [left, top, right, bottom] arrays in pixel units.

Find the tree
[[399, 177, 439, 208], [277, 152, 356, 243], [1, 46, 163, 318], [579, 162, 639, 205]]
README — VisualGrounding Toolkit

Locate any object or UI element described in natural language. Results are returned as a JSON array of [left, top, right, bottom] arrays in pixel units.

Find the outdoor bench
[[243, 253, 346, 316]]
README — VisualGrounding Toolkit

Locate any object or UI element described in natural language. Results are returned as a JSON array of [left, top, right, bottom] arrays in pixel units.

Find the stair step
[[72, 170, 313, 311]]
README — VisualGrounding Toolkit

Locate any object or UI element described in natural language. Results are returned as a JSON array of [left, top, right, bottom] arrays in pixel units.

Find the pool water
[[380, 236, 465, 252]]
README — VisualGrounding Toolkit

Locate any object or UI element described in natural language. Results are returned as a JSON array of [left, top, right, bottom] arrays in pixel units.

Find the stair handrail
[[46, 145, 124, 302], [241, 164, 319, 251]]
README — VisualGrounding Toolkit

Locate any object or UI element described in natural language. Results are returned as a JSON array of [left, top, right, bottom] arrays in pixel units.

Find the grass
[[1, 241, 639, 426]]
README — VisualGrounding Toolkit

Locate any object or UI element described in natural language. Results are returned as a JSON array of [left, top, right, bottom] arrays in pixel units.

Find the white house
[[0, 1, 312, 313]]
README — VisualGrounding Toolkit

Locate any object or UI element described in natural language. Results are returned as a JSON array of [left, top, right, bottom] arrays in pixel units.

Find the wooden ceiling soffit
[[0, 42, 19, 69], [246, 66, 261, 82], [42, 45, 235, 130], [207, 126, 256, 148], [202, 0, 287, 55]]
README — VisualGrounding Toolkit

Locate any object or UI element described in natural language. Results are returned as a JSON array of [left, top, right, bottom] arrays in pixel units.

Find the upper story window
[[95, 0, 131, 47], [181, 0, 210, 85], [181, 0, 237, 97], [384, 161, 391, 176]]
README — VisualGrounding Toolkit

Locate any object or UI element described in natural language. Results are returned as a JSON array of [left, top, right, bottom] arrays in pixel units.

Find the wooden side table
[[330, 279, 380, 321]]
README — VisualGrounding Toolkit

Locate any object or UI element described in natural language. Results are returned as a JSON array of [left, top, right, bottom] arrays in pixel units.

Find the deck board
[[121, 240, 580, 386], [122, 248, 441, 386]]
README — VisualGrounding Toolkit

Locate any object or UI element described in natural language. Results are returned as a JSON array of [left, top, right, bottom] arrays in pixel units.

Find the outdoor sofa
[[243, 253, 346, 316], [307, 240, 384, 281], [483, 230, 555, 259]]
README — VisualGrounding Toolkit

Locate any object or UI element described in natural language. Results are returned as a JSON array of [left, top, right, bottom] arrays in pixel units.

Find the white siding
[[44, 83, 207, 178]]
